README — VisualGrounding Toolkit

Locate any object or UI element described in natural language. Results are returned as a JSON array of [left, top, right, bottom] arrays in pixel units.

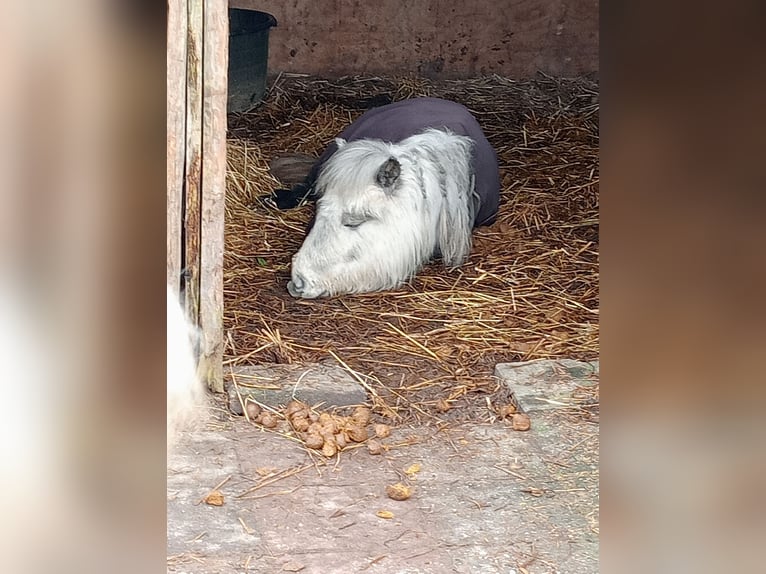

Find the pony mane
[[402, 128, 475, 267]]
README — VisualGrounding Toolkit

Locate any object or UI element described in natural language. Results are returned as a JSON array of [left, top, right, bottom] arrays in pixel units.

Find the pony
[[286, 98, 500, 299]]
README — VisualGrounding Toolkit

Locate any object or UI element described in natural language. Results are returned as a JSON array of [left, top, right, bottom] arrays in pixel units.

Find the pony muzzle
[[286, 274, 305, 297], [287, 272, 326, 299]]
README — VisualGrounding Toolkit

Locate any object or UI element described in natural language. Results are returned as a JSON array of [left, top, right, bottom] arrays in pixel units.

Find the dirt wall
[[230, 0, 598, 78]]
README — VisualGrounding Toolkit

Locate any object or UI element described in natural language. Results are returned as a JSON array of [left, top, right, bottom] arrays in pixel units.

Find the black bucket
[[228, 9, 277, 113]]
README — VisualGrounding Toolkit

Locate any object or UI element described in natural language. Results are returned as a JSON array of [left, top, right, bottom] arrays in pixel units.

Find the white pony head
[[287, 128, 477, 298]]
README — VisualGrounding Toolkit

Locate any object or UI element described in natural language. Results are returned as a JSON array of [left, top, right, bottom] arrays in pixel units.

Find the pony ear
[[375, 157, 400, 191], [335, 138, 347, 149]]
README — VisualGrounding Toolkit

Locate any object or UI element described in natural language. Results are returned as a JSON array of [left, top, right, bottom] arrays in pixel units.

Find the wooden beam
[[183, 0, 203, 325], [166, 0, 187, 293], [199, 0, 228, 393]]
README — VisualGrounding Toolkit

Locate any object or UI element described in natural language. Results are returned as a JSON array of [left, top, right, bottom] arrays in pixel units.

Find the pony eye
[[341, 214, 369, 229]]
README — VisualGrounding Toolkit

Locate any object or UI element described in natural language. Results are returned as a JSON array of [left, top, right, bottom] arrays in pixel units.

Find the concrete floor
[[168, 360, 598, 574]]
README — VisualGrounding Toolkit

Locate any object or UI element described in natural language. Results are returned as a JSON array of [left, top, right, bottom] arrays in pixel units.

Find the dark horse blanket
[[274, 97, 501, 227]]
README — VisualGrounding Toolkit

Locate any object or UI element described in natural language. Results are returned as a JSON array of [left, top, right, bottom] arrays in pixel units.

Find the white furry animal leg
[[167, 285, 204, 450]]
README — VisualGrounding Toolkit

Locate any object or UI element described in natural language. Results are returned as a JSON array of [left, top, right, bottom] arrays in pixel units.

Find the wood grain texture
[[184, 0, 203, 326], [167, 0, 187, 292], [199, 0, 228, 393]]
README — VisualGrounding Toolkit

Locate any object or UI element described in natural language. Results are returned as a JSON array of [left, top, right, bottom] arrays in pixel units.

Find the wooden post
[[199, 0, 228, 393], [168, 0, 227, 393], [166, 0, 187, 292]]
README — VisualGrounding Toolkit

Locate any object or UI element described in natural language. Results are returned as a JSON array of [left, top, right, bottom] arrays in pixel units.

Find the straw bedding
[[224, 73, 599, 423]]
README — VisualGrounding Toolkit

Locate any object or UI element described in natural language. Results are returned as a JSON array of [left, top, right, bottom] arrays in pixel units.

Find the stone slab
[[228, 363, 368, 414], [495, 358, 599, 413]]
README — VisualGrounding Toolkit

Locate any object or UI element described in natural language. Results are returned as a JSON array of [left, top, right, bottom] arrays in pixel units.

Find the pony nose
[[287, 274, 305, 297]]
